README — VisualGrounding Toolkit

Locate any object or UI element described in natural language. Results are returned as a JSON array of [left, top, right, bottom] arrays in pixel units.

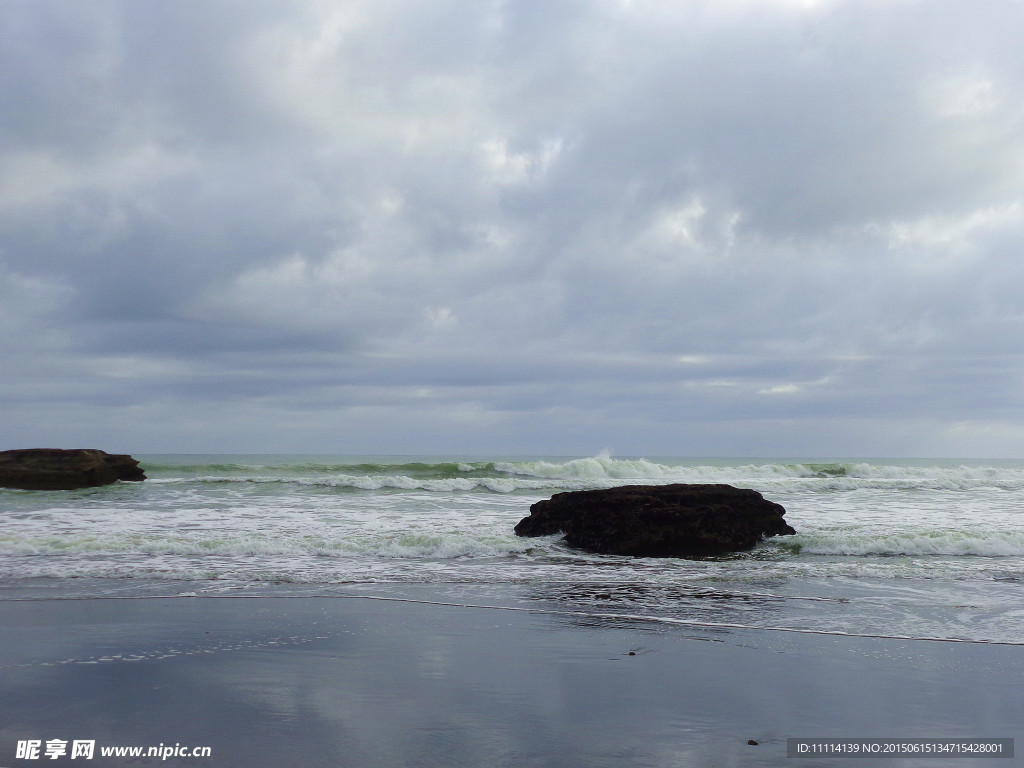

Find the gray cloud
[[3, 0, 1024, 456]]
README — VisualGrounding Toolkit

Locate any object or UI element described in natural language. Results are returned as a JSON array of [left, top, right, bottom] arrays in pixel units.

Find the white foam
[[495, 451, 678, 480], [786, 529, 1024, 557], [0, 528, 540, 561]]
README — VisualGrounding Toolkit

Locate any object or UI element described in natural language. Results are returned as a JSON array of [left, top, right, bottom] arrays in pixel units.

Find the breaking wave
[[0, 529, 536, 561], [134, 453, 1024, 494], [780, 529, 1024, 558]]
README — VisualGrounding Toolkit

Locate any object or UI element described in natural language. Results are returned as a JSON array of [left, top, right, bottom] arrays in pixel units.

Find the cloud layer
[[3, 0, 1024, 456]]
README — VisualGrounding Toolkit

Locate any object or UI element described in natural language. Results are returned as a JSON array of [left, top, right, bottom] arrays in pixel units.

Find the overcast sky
[[3, 0, 1024, 457]]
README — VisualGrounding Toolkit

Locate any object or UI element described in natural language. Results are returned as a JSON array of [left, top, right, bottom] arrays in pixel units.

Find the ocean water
[[2, 453, 1023, 645]]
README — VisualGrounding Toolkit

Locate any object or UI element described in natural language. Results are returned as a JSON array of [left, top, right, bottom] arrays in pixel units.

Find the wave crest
[[779, 529, 1024, 557], [130, 454, 1024, 494]]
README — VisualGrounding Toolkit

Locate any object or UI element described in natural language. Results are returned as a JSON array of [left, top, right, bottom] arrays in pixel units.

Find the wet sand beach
[[1, 588, 1021, 767]]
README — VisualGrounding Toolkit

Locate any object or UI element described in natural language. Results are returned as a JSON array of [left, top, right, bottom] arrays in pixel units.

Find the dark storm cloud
[[3, 0, 1024, 455]]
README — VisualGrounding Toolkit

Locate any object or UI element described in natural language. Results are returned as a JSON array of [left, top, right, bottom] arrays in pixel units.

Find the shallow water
[[2, 454, 1024, 644]]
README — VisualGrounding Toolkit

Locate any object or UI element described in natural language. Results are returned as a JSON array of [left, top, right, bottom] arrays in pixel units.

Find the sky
[[3, 0, 1024, 458]]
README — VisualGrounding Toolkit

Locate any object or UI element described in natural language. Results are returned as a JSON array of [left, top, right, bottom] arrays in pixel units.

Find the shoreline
[[6, 588, 1022, 647], [2, 587, 1021, 767]]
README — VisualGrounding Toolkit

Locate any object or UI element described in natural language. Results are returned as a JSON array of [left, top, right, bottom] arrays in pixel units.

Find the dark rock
[[514, 483, 795, 558], [748, 740, 759, 746], [0, 448, 146, 490]]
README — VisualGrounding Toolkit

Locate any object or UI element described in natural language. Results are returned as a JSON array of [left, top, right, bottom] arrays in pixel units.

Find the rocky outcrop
[[514, 483, 795, 558], [0, 449, 146, 490]]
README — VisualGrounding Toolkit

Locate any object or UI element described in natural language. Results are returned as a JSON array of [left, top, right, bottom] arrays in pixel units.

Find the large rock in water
[[0, 449, 146, 490], [514, 483, 795, 558]]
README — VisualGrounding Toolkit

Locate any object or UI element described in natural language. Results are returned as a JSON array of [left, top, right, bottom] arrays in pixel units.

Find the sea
[[2, 453, 1024, 646]]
